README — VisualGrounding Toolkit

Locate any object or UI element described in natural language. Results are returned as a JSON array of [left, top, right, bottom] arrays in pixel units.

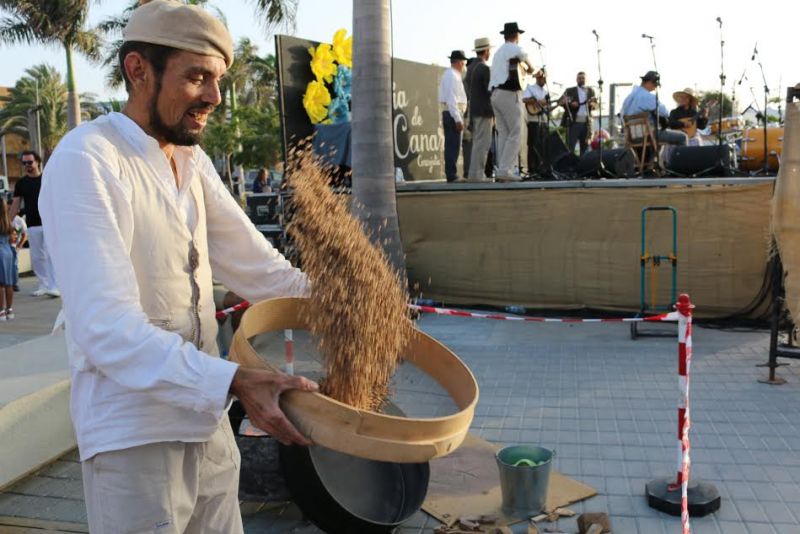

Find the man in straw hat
[[467, 37, 494, 182], [39, 1, 316, 531], [439, 50, 469, 181], [489, 22, 541, 181], [668, 87, 710, 146]]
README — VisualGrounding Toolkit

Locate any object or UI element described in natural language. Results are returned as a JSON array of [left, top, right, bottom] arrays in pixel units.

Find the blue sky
[[0, 0, 796, 113]]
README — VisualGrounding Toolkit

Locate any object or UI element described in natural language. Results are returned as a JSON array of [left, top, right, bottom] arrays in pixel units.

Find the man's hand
[[230, 367, 319, 446], [456, 121, 465, 132]]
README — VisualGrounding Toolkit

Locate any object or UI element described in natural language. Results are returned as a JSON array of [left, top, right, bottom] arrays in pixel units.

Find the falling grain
[[286, 148, 412, 411]]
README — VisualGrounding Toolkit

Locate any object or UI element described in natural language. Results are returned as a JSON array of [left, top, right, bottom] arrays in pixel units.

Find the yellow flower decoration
[[308, 43, 337, 83], [331, 29, 353, 68], [303, 80, 332, 124]]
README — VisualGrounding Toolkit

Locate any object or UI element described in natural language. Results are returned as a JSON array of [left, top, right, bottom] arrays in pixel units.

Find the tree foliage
[[0, 64, 98, 158]]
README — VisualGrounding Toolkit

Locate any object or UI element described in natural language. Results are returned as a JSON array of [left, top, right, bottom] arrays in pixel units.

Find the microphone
[[716, 16, 722, 25], [592, 29, 598, 38], [642, 33, 654, 39], [530, 37, 543, 46], [751, 43, 758, 60]]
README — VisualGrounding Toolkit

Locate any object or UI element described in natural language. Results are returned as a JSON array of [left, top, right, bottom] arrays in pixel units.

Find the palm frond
[[0, 18, 38, 46], [73, 29, 103, 61], [250, 0, 297, 33]]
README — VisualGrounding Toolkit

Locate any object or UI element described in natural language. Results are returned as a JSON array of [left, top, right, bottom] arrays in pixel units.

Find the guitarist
[[522, 69, 551, 177], [489, 22, 538, 181], [560, 72, 597, 156], [668, 88, 709, 146], [620, 71, 688, 155]]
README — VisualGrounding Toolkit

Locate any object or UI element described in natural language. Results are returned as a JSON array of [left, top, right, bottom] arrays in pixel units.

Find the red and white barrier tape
[[215, 300, 251, 319], [409, 304, 678, 323], [216, 300, 681, 324]]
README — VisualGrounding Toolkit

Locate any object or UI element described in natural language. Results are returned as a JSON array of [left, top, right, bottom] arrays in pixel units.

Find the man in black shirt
[[11, 150, 59, 297]]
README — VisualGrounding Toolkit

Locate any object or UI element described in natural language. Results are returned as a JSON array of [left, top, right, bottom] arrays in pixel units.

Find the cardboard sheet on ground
[[423, 433, 597, 527]]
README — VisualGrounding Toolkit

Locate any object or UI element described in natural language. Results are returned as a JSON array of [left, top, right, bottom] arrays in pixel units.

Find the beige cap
[[123, 0, 234, 68]]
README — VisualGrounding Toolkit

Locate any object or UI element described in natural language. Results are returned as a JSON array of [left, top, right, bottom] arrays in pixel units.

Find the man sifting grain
[[39, 1, 316, 531]]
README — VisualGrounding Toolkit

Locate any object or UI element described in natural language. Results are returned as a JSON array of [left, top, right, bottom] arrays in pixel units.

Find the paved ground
[[3, 304, 800, 533]]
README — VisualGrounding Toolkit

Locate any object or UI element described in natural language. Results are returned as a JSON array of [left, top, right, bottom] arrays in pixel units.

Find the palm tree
[[0, 64, 98, 158], [0, 0, 102, 130], [351, 0, 405, 275]]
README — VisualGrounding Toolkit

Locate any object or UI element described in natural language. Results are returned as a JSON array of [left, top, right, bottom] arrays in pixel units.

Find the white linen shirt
[[489, 41, 530, 90], [39, 112, 309, 461], [522, 83, 548, 121], [438, 67, 468, 123]]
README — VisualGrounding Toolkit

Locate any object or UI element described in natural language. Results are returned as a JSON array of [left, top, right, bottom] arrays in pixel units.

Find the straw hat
[[673, 88, 698, 107], [473, 37, 491, 52]]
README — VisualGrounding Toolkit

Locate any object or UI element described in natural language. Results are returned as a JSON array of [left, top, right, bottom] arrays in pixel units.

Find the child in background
[[10, 213, 27, 292], [0, 198, 16, 320]]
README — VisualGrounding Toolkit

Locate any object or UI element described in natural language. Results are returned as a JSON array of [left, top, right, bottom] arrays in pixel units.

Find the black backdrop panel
[[276, 35, 445, 181]]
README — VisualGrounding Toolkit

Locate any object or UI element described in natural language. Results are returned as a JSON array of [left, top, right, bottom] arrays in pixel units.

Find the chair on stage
[[623, 113, 661, 175]]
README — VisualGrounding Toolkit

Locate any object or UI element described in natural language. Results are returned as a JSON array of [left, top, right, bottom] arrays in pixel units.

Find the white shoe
[[32, 288, 46, 297], [45, 289, 61, 298], [0, 311, 6, 322], [5, 308, 13, 320]]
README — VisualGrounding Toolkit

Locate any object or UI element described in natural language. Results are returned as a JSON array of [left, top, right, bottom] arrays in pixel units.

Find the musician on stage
[[621, 71, 688, 148], [438, 50, 469, 182], [489, 22, 538, 182], [668, 88, 708, 146], [522, 69, 550, 177], [560, 71, 596, 156]]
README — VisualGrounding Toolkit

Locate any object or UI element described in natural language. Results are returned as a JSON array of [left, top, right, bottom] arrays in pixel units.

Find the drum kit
[[702, 116, 783, 173]]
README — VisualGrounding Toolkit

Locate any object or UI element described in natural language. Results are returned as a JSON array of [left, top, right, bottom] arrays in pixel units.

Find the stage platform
[[396, 176, 775, 318], [397, 176, 775, 192]]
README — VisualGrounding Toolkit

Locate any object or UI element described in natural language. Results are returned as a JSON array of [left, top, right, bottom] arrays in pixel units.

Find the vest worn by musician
[[560, 86, 596, 127], [85, 119, 220, 362], [498, 58, 523, 92]]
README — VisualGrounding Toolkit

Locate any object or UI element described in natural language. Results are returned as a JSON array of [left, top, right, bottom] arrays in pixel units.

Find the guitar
[[677, 117, 698, 138], [525, 98, 559, 116], [676, 99, 717, 137]]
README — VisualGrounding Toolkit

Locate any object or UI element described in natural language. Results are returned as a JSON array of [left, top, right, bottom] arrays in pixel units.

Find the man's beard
[[149, 77, 210, 146], [577, 81, 585, 87]]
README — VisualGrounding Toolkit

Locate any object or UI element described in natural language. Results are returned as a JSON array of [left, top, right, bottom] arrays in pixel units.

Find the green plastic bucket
[[495, 445, 554, 517]]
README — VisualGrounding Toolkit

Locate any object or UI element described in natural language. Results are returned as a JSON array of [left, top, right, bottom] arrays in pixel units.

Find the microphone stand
[[593, 30, 607, 177], [716, 17, 725, 147], [643, 34, 661, 174], [531, 38, 564, 180], [753, 45, 770, 175]]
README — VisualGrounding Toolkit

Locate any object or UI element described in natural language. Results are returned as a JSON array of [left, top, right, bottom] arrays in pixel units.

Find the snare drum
[[709, 116, 743, 135], [739, 127, 784, 172]]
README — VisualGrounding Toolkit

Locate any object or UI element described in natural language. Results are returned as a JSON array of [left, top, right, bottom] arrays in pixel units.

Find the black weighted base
[[646, 477, 721, 517]]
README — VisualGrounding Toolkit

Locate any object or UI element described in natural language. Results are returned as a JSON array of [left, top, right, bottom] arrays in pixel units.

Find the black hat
[[500, 22, 524, 35], [448, 50, 468, 61], [640, 70, 660, 85]]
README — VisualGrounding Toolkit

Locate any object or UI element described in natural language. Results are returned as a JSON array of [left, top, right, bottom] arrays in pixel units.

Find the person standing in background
[[0, 198, 16, 320], [438, 50, 469, 182], [11, 150, 59, 297], [467, 37, 494, 182], [560, 72, 597, 156], [10, 213, 27, 293]]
